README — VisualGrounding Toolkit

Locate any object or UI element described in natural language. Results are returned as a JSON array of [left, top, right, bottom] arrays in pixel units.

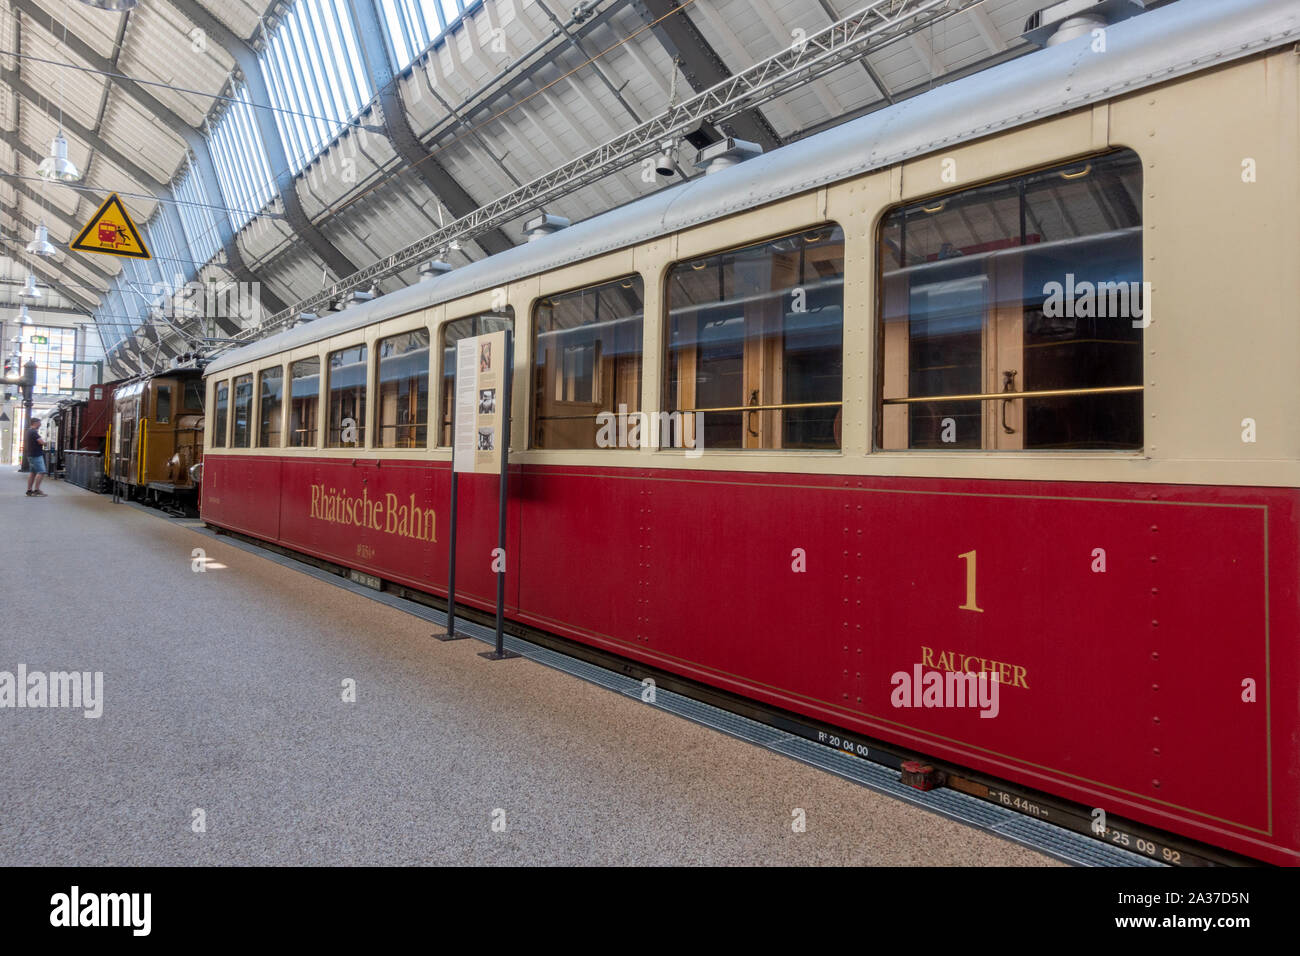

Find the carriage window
[[210, 382, 228, 447], [231, 374, 253, 448], [327, 345, 367, 448], [666, 227, 844, 450], [289, 358, 320, 447], [377, 330, 429, 448], [155, 386, 172, 424], [212, 381, 228, 448], [533, 277, 643, 449], [185, 380, 204, 411], [439, 310, 514, 446], [259, 366, 283, 448], [878, 149, 1143, 450]]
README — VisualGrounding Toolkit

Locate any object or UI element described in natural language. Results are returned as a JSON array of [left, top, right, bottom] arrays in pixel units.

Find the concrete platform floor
[[0, 473, 1058, 866]]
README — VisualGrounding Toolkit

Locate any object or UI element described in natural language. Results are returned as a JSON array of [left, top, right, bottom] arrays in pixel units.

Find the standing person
[[25, 417, 47, 497]]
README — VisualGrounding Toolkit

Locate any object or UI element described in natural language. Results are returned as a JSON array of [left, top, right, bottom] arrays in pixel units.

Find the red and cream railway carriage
[[201, 0, 1300, 865]]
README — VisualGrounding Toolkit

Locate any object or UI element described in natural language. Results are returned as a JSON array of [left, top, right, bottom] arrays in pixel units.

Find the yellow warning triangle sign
[[70, 193, 151, 259]]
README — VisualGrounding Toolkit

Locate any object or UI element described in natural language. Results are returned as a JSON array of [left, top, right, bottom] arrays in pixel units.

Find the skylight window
[[259, 0, 372, 174]]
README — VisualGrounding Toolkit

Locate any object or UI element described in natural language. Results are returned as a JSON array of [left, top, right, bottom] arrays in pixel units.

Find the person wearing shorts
[[25, 417, 47, 497]]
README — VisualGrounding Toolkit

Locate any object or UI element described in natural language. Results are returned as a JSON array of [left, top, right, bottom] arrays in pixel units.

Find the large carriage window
[[259, 366, 283, 448], [231, 374, 253, 447], [533, 277, 643, 448], [665, 227, 844, 450], [377, 330, 429, 448], [878, 150, 1143, 450], [212, 381, 228, 448], [155, 385, 172, 424], [289, 358, 319, 447], [327, 345, 367, 448], [439, 310, 514, 446]]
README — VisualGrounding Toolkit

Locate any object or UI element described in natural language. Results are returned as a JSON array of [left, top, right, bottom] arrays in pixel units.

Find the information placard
[[452, 330, 507, 474]]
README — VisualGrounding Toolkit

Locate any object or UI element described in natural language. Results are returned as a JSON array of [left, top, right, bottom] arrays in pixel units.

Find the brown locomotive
[[106, 366, 206, 509]]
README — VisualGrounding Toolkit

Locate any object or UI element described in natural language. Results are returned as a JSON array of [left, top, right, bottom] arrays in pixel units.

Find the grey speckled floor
[[0, 473, 1058, 866]]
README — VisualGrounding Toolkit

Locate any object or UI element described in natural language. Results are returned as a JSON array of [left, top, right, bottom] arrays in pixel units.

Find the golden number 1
[[958, 550, 984, 613]]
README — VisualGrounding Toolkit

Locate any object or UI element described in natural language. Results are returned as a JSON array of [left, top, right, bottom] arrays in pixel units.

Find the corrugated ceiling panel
[[119, 0, 237, 127], [21, 0, 122, 59], [100, 88, 188, 182], [18, 17, 107, 131], [199, 0, 263, 42]]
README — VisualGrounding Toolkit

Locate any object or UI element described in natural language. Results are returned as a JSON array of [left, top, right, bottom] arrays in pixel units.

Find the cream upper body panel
[[203, 0, 1300, 488]]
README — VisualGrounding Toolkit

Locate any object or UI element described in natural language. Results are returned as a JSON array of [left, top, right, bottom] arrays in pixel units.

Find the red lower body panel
[[202, 455, 1299, 865]]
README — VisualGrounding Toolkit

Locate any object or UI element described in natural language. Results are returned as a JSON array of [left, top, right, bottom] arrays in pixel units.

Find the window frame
[[288, 354, 324, 449], [375, 327, 431, 450], [231, 373, 254, 448], [154, 382, 172, 425], [661, 222, 847, 453], [872, 149, 1145, 454], [325, 342, 370, 449], [436, 307, 516, 449], [257, 364, 286, 449], [211, 379, 229, 449], [530, 273, 646, 451]]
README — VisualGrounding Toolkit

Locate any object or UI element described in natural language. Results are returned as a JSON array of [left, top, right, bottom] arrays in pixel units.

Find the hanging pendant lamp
[[36, 133, 80, 182], [26, 222, 57, 257]]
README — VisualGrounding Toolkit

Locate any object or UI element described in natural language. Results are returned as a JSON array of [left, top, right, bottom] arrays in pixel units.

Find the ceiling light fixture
[[21, 274, 43, 298], [36, 133, 80, 182], [26, 223, 57, 257]]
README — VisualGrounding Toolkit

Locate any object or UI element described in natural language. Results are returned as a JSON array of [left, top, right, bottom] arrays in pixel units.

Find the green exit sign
[[30, 335, 48, 345]]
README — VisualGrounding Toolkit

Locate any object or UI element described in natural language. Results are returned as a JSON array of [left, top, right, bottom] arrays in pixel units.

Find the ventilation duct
[[695, 137, 762, 175], [333, 289, 376, 311], [1023, 0, 1148, 47], [524, 213, 570, 242], [419, 260, 453, 281]]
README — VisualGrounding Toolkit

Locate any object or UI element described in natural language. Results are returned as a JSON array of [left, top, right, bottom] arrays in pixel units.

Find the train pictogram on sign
[[70, 193, 151, 259]]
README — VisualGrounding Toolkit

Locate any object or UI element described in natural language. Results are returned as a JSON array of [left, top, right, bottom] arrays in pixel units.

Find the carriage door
[[111, 407, 123, 479], [153, 381, 173, 481]]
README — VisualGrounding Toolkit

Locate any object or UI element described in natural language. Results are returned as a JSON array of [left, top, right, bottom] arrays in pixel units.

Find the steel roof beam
[[0, 200, 112, 301], [413, 0, 627, 158], [237, 0, 629, 279], [534, 0, 647, 127], [349, 0, 514, 257], [169, 0, 359, 281], [0, 66, 173, 197], [226, 0, 982, 345], [0, 246, 101, 314], [9, 0, 195, 139], [0, 181, 120, 284], [5, 0, 284, 310], [631, 0, 782, 151]]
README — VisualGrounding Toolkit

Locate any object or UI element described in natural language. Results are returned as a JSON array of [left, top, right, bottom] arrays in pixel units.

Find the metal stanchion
[[479, 331, 518, 662]]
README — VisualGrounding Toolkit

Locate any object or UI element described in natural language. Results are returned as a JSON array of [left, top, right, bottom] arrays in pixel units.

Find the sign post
[[443, 328, 518, 661], [437, 462, 468, 641], [483, 332, 516, 661]]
